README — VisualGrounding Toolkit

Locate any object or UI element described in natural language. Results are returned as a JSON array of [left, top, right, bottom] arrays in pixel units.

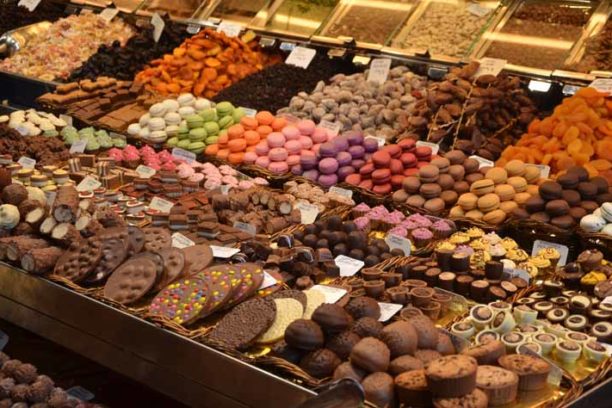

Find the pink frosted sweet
[[252, 177, 268, 186], [177, 165, 195, 179], [221, 175, 238, 186], [298, 135, 313, 149], [244, 151, 258, 164], [285, 140, 302, 155], [219, 165, 237, 176], [188, 173, 204, 183], [238, 180, 254, 190], [204, 179, 221, 190], [282, 125, 300, 140], [297, 119, 316, 136], [311, 127, 328, 143], [312, 143, 321, 154], [287, 154, 301, 166], [255, 156, 271, 168], [147, 162, 161, 170], [107, 148, 124, 160], [269, 147, 288, 162], [255, 141, 270, 156], [266, 132, 286, 148], [269, 161, 289, 174], [161, 161, 177, 171]]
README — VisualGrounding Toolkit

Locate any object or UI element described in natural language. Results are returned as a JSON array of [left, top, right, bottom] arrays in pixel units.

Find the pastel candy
[[318, 142, 337, 158], [312, 143, 321, 154], [332, 136, 349, 152], [336, 151, 352, 167], [338, 166, 356, 180], [349, 145, 365, 159], [255, 156, 271, 168], [346, 131, 364, 146], [364, 138, 379, 153], [269, 161, 289, 174], [291, 164, 303, 175], [282, 125, 301, 140], [297, 120, 316, 135], [319, 157, 339, 175], [311, 127, 328, 143], [244, 151, 258, 164], [298, 135, 313, 149], [269, 147, 288, 162], [285, 140, 302, 154], [580, 214, 606, 232], [255, 141, 270, 156], [318, 174, 338, 187], [287, 154, 301, 166], [267, 132, 286, 148], [303, 169, 319, 181], [257, 125, 273, 137]]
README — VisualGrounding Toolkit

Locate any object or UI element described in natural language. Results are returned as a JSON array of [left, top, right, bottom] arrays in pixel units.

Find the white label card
[[172, 148, 196, 163], [296, 202, 319, 224], [589, 79, 612, 95], [17, 156, 36, 169], [365, 136, 386, 147], [18, 0, 40, 12], [532, 240, 569, 266], [217, 21, 242, 37], [186, 23, 201, 34], [329, 186, 353, 199], [151, 13, 165, 43], [335, 255, 364, 277], [504, 267, 531, 283], [319, 120, 342, 137], [172, 232, 195, 249], [76, 176, 102, 192], [241, 107, 257, 118], [367, 58, 392, 85], [311, 285, 347, 304], [233, 221, 256, 235], [211, 245, 240, 258], [69, 140, 87, 154], [475, 58, 506, 77], [99, 8, 119, 22], [285, 46, 316, 69], [135, 165, 156, 178], [385, 234, 412, 256], [149, 196, 174, 213], [467, 2, 491, 17], [378, 302, 403, 322], [259, 271, 278, 290], [469, 155, 494, 169], [60, 114, 73, 127], [416, 141, 440, 155]]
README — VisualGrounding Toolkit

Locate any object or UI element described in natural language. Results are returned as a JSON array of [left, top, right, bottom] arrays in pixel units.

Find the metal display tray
[[0, 263, 315, 408]]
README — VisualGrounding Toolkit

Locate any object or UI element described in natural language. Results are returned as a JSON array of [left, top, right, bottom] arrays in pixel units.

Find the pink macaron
[[255, 156, 271, 168], [268, 161, 289, 174], [267, 132, 286, 148], [285, 140, 302, 155], [311, 127, 328, 143], [297, 119, 316, 135], [282, 125, 301, 140], [298, 135, 314, 149], [287, 154, 301, 166], [269, 147, 289, 162], [243, 151, 258, 164], [255, 141, 270, 156]]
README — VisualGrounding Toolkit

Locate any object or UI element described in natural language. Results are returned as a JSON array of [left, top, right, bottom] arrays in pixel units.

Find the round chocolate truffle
[[407, 315, 438, 349], [380, 321, 418, 358], [299, 349, 341, 379], [345, 297, 381, 320], [285, 319, 325, 350], [362, 372, 394, 408], [351, 317, 383, 338], [333, 361, 366, 382], [350, 337, 391, 373], [312, 304, 353, 334], [326, 331, 361, 360]]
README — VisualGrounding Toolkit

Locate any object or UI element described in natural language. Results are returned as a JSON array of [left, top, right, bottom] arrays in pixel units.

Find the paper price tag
[[66, 386, 95, 402], [329, 186, 353, 199], [319, 120, 342, 137], [467, 2, 491, 17], [367, 58, 392, 85], [285, 46, 316, 69], [280, 42, 296, 52], [378, 302, 402, 322], [589, 78, 612, 95], [18, 0, 40, 12], [259, 271, 278, 290], [335, 255, 364, 277], [60, 114, 73, 127], [241, 107, 257, 118], [172, 232, 195, 249], [475, 58, 506, 77], [385, 234, 412, 256], [220, 184, 230, 195], [234, 221, 256, 236], [532, 240, 569, 266], [149, 196, 174, 213], [504, 267, 531, 283], [18, 156, 36, 169], [217, 21, 242, 37], [186, 23, 201, 34], [151, 13, 165, 43], [469, 155, 494, 169], [135, 165, 156, 178], [172, 147, 196, 163], [99, 7, 119, 22], [416, 141, 440, 155], [526, 164, 550, 179], [365, 136, 385, 147], [296, 202, 319, 224], [45, 191, 57, 206], [76, 176, 102, 192], [69, 139, 87, 154], [211, 245, 240, 258], [311, 285, 347, 304]]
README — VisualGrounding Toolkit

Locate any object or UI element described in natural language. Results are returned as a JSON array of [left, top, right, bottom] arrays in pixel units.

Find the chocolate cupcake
[[395, 369, 432, 407], [476, 365, 519, 406], [463, 340, 506, 365], [498, 354, 550, 391], [425, 355, 478, 398]]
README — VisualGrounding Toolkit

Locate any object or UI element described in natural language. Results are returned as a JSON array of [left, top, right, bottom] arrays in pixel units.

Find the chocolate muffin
[[498, 354, 550, 391], [395, 369, 432, 407], [476, 365, 519, 406], [462, 340, 506, 365], [433, 388, 489, 408], [425, 355, 478, 398]]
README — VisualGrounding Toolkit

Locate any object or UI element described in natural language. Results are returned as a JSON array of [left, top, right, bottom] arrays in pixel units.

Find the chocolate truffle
[[345, 296, 381, 319], [350, 337, 391, 373], [407, 315, 439, 349], [380, 321, 418, 357], [300, 349, 341, 378], [326, 330, 361, 360], [333, 361, 366, 382], [285, 319, 325, 350], [351, 317, 383, 338], [312, 304, 353, 334], [362, 372, 395, 408]]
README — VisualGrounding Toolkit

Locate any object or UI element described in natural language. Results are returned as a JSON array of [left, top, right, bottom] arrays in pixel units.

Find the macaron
[[486, 168, 508, 184], [149, 103, 166, 118], [478, 193, 501, 212], [177, 93, 196, 107], [505, 160, 526, 177], [495, 184, 515, 201], [470, 179, 495, 196], [148, 117, 166, 131], [508, 176, 527, 193], [186, 114, 204, 129]]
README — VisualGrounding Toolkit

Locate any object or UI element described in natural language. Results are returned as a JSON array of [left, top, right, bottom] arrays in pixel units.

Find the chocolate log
[[14, 222, 35, 236], [75, 215, 102, 238], [18, 199, 43, 217], [21, 246, 64, 274], [25, 207, 47, 228], [0, 236, 16, 260], [39, 216, 57, 235], [52, 186, 79, 223], [6, 237, 49, 261], [51, 223, 81, 247]]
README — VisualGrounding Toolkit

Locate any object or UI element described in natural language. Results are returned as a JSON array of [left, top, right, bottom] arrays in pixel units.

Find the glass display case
[[317, 0, 416, 46], [253, 0, 339, 37], [477, 0, 600, 71], [140, 0, 206, 19], [389, 0, 501, 59], [565, 4, 611, 74], [196, 0, 271, 25]]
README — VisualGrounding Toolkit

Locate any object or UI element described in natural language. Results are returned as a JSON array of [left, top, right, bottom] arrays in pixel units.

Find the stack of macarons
[[581, 202, 612, 236], [2, 109, 68, 137], [61, 126, 126, 152], [345, 139, 430, 195], [450, 160, 543, 225], [107, 145, 178, 171], [205, 111, 285, 165]]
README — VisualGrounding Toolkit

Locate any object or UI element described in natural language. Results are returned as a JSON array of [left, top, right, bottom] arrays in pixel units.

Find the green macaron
[[177, 139, 191, 149], [205, 136, 219, 145], [218, 116, 234, 129], [232, 107, 246, 123], [186, 114, 204, 129], [188, 141, 205, 153], [166, 137, 179, 147], [199, 108, 218, 122], [204, 121, 220, 136], [216, 101, 234, 117], [189, 128, 207, 141]]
